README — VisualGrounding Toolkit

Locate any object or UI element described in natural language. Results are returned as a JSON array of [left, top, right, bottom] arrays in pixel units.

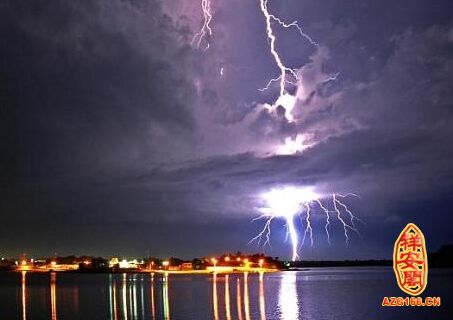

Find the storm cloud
[[1, 0, 453, 259]]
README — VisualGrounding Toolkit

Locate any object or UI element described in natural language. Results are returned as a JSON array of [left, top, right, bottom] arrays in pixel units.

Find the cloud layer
[[1, 0, 453, 258]]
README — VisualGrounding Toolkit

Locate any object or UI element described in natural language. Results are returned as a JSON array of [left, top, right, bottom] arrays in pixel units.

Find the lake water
[[0, 267, 451, 319]]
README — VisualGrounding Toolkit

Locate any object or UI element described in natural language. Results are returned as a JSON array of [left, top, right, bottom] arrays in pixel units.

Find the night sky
[[1, 0, 453, 260]]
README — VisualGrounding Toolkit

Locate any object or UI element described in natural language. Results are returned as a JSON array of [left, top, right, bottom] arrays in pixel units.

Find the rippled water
[[0, 267, 451, 319]]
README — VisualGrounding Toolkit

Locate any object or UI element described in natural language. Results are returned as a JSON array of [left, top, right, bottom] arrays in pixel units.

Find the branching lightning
[[268, 15, 317, 47], [302, 203, 313, 247], [259, 0, 299, 96], [189, 1, 361, 261], [250, 187, 361, 261], [315, 199, 331, 245], [192, 0, 213, 50], [248, 215, 274, 247], [258, 0, 317, 97]]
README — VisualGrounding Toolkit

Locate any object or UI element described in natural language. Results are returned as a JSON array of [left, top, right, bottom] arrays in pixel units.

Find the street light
[[259, 259, 264, 269], [162, 260, 169, 271], [210, 258, 217, 269]]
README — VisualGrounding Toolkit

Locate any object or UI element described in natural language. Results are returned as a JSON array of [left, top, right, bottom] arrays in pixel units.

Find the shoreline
[[6, 267, 280, 274]]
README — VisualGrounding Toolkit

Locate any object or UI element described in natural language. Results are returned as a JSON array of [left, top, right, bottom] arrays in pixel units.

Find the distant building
[[181, 262, 193, 271], [118, 259, 139, 269], [46, 261, 79, 271], [109, 257, 119, 268]]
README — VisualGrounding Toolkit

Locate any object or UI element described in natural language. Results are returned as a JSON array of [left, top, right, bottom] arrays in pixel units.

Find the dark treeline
[[288, 245, 453, 268]]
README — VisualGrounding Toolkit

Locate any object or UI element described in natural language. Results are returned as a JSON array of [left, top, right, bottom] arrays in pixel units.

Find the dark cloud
[[1, 0, 197, 180], [1, 0, 452, 258]]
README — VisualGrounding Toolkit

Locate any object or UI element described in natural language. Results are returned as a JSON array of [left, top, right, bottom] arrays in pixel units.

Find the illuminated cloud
[[1, 0, 453, 258]]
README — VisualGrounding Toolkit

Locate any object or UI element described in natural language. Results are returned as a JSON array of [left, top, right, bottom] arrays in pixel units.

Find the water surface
[[0, 267, 451, 319]]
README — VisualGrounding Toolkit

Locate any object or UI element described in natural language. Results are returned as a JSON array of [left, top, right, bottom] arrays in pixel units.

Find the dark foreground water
[[0, 267, 451, 319]]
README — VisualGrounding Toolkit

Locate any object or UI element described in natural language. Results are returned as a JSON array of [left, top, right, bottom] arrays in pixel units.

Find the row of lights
[[152, 257, 265, 269], [210, 257, 265, 268], [16, 257, 266, 270]]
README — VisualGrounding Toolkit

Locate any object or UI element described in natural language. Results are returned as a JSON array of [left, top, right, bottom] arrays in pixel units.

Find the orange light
[[224, 256, 230, 262], [162, 261, 169, 267], [236, 257, 241, 262], [21, 260, 27, 266], [259, 259, 264, 267]]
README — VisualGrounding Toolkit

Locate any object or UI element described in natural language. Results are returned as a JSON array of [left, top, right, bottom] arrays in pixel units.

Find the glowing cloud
[[262, 187, 320, 217], [275, 134, 314, 155]]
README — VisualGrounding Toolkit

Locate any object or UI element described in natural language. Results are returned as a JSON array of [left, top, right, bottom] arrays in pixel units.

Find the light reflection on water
[[225, 275, 231, 320], [21, 271, 62, 320], [212, 273, 219, 320], [19, 271, 275, 319], [21, 271, 27, 320], [278, 272, 298, 320], [108, 273, 173, 320], [162, 273, 170, 320], [259, 272, 266, 320], [149, 273, 155, 319], [236, 277, 243, 320], [50, 272, 57, 320], [107, 271, 272, 320], [10, 268, 453, 319]]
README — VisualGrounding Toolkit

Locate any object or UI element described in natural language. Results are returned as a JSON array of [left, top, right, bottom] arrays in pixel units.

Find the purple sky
[[1, 0, 453, 260]]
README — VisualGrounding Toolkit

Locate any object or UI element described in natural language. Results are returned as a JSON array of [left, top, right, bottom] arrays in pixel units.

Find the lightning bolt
[[302, 203, 313, 247], [336, 193, 363, 230], [259, 0, 298, 97], [250, 189, 361, 261], [268, 15, 317, 46], [192, 0, 213, 50], [248, 214, 274, 247], [315, 199, 331, 245], [188, 0, 361, 261], [286, 216, 299, 261], [332, 193, 360, 244], [258, 0, 317, 97]]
